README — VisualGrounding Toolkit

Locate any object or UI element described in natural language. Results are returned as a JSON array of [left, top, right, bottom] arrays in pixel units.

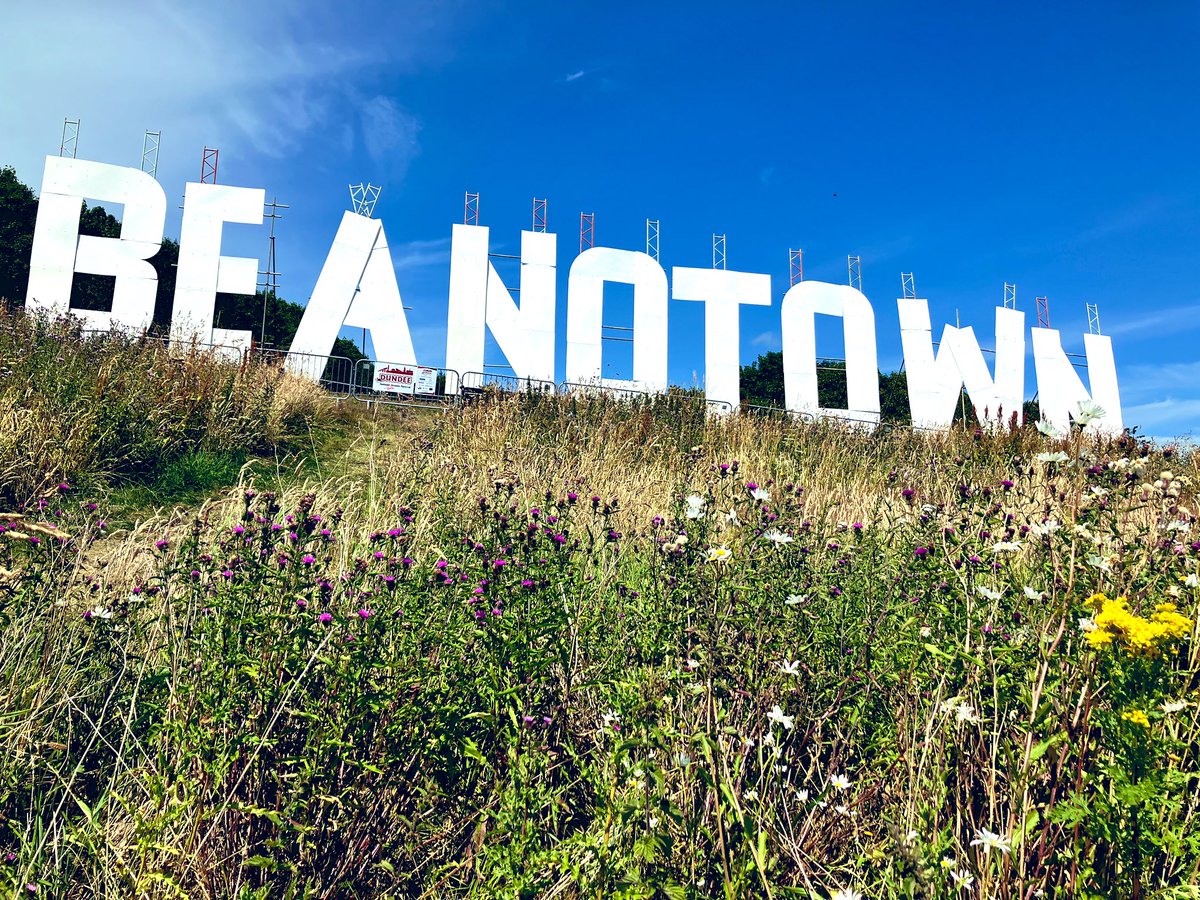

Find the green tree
[[0, 166, 38, 308], [739, 351, 913, 424]]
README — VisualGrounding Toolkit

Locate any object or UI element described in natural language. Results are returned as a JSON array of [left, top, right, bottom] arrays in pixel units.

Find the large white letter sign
[[566, 248, 668, 393], [1031, 328, 1123, 434], [26, 157, 165, 331], [445, 224, 556, 389], [171, 182, 264, 351], [288, 211, 416, 372], [898, 300, 1025, 429], [671, 267, 771, 409], [780, 281, 880, 426]]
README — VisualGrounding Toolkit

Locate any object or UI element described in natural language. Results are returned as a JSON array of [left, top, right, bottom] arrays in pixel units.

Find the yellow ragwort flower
[[1121, 709, 1151, 728], [1084, 593, 1193, 655]]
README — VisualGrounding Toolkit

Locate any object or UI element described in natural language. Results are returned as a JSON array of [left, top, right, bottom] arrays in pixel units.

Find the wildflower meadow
[[2, 318, 1199, 899]]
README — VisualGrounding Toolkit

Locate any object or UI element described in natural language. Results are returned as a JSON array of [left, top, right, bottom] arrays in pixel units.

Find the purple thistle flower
[[318, 612, 332, 624], [155, 538, 169, 550], [301, 554, 315, 565], [357, 608, 373, 619]]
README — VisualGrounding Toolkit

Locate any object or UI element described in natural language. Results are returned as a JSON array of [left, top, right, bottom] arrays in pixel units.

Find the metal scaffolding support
[[1004, 282, 1017, 310], [1036, 295, 1050, 329], [712, 233, 726, 270], [848, 255, 862, 291], [646, 219, 660, 261], [140, 130, 161, 179], [580, 212, 594, 253], [901, 272, 916, 300], [789, 249, 804, 285], [201, 147, 219, 184], [464, 192, 479, 226], [532, 198, 547, 233], [349, 183, 381, 217], [257, 197, 289, 347], [59, 119, 79, 158], [1087, 302, 1101, 335]]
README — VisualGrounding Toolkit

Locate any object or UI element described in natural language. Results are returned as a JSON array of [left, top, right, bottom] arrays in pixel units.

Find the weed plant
[[0, 310, 331, 506], [1, 358, 1199, 897]]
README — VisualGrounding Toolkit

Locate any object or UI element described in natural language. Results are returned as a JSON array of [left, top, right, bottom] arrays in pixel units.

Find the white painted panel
[[171, 182, 263, 346], [780, 280, 879, 427], [567, 248, 668, 392], [446, 224, 557, 389], [1032, 327, 1122, 434], [26, 156, 166, 331], [671, 267, 770, 411]]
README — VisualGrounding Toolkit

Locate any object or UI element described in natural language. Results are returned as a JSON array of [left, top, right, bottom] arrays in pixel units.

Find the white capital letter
[[26, 156, 165, 331], [288, 212, 415, 374], [899, 300, 1025, 429], [171, 183, 264, 351], [780, 281, 879, 427], [567, 248, 668, 393], [1032, 328, 1122, 434], [445, 224, 556, 389], [671, 267, 770, 409]]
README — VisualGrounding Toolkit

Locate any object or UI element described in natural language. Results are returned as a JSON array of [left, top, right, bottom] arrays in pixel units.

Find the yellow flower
[[1121, 709, 1151, 728], [1084, 593, 1193, 655]]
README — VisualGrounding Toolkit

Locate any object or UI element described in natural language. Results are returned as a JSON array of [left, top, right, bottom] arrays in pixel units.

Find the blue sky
[[2, 1, 1199, 436]]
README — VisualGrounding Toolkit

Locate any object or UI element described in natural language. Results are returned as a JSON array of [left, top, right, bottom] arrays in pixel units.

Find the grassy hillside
[[1, 317, 1199, 899]]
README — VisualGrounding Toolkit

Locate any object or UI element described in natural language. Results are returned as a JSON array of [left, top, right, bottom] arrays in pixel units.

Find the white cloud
[[390, 237, 452, 273], [0, 1, 457, 199], [1123, 397, 1200, 437], [565, 70, 586, 82], [1103, 303, 1200, 338], [360, 96, 421, 175], [751, 330, 779, 348]]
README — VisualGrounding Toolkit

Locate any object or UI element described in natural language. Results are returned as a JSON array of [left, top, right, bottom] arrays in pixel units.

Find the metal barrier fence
[[558, 381, 652, 402], [461, 371, 557, 396], [353, 359, 462, 409], [81, 328, 244, 363], [247, 347, 357, 400], [55, 327, 975, 434]]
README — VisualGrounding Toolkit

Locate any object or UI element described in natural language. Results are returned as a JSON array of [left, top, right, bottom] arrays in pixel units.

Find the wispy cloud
[[565, 70, 587, 82], [1123, 397, 1200, 437], [751, 330, 779, 348], [1067, 196, 1179, 249], [1102, 302, 1200, 338], [0, 0, 459, 195], [360, 96, 421, 176], [390, 237, 452, 273]]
